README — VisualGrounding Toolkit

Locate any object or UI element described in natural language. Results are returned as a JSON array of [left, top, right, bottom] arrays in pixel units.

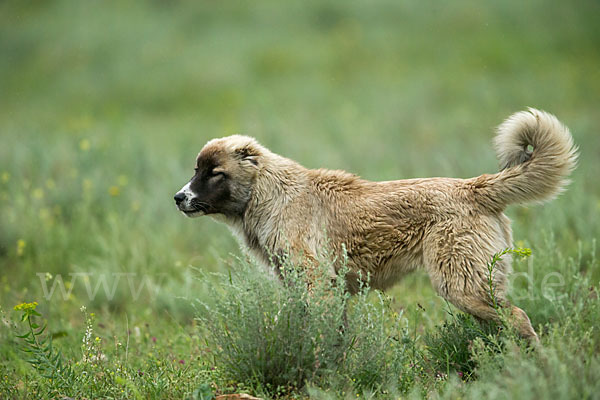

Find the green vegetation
[[1, 0, 599, 398]]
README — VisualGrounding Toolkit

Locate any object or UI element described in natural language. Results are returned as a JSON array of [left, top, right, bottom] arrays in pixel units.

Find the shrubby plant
[[423, 311, 503, 381], [194, 253, 417, 396]]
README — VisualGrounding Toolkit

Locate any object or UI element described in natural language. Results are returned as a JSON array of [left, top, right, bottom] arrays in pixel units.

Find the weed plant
[[195, 254, 416, 396]]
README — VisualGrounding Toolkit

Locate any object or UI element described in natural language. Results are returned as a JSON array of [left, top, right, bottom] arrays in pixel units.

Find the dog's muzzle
[[174, 182, 205, 217]]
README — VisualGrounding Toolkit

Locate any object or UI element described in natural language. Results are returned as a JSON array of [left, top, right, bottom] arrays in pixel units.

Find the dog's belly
[[371, 255, 422, 290], [342, 249, 423, 293]]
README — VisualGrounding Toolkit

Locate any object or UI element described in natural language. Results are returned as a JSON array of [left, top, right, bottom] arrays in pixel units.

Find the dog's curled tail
[[472, 108, 578, 210]]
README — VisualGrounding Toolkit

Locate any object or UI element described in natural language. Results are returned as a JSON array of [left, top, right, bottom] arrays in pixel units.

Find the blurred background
[[1, 0, 599, 328]]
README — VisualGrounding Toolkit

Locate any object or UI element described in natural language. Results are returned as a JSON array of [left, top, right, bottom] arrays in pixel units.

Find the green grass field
[[1, 0, 599, 398]]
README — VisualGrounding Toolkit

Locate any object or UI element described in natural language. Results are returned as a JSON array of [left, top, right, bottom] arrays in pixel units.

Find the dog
[[174, 108, 577, 342]]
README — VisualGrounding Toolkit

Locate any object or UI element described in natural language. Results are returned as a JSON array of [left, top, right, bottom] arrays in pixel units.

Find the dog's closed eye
[[209, 168, 227, 178]]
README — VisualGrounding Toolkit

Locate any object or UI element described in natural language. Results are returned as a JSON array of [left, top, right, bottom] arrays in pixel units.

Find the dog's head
[[174, 135, 263, 218]]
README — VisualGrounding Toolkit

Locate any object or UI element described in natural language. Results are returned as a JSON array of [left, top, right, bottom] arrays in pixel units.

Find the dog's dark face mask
[[174, 143, 259, 219]]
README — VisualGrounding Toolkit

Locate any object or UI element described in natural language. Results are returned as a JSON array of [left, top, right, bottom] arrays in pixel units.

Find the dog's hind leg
[[507, 304, 539, 343], [423, 227, 539, 344], [446, 294, 539, 344]]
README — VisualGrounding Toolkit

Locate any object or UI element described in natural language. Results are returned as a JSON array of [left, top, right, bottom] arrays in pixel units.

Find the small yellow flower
[[512, 247, 532, 258], [108, 186, 120, 197], [131, 200, 140, 212], [32, 188, 44, 200], [16, 239, 26, 256], [45, 179, 55, 190], [14, 301, 37, 312], [1, 172, 9, 183], [79, 139, 91, 151]]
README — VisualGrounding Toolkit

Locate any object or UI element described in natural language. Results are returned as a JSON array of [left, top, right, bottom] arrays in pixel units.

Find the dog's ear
[[235, 145, 260, 167]]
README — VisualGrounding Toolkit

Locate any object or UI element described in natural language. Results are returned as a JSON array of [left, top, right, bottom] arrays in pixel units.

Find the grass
[[1, 0, 599, 398]]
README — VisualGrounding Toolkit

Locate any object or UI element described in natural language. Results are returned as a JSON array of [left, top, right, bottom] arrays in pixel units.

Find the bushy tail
[[471, 108, 578, 210]]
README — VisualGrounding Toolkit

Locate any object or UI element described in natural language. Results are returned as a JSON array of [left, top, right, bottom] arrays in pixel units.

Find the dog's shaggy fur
[[175, 108, 577, 342]]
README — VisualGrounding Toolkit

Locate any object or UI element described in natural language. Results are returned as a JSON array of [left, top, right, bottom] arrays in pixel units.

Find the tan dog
[[174, 108, 577, 342]]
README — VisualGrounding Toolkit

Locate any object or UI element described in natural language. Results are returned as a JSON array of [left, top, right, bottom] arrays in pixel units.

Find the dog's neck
[[224, 155, 309, 260]]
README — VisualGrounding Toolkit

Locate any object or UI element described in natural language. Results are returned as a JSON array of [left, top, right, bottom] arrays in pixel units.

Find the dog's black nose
[[174, 192, 186, 205]]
